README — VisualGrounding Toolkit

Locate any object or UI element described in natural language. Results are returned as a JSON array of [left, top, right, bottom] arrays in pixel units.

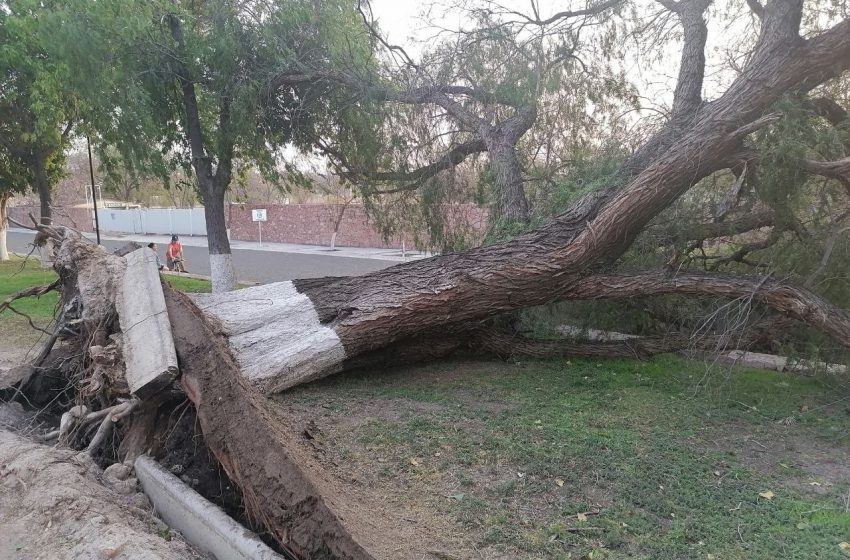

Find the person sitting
[[165, 235, 184, 271], [147, 242, 168, 271]]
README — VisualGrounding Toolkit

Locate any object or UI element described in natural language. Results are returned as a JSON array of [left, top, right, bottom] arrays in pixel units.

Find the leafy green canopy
[[0, 149, 31, 198], [0, 0, 75, 197], [46, 0, 379, 193]]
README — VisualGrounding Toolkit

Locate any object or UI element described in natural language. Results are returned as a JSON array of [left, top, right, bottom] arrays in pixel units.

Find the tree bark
[[33, 153, 51, 225], [0, 193, 9, 261], [486, 140, 530, 220], [191, 263, 850, 394], [201, 183, 236, 292], [168, 13, 237, 293]]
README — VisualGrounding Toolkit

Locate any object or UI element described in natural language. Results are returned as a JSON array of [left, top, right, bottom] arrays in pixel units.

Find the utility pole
[[86, 134, 101, 245]]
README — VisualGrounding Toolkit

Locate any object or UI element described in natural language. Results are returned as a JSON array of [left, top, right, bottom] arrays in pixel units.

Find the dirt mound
[[0, 428, 204, 560]]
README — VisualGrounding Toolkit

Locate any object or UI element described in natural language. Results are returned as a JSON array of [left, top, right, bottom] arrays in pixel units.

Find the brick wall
[[227, 203, 489, 249], [7, 205, 94, 232], [7, 202, 490, 250]]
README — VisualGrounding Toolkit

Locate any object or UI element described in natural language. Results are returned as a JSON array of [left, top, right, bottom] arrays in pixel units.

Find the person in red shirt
[[165, 235, 184, 271]]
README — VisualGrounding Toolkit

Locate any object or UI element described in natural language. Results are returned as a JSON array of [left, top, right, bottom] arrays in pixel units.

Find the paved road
[[7, 231, 393, 283]]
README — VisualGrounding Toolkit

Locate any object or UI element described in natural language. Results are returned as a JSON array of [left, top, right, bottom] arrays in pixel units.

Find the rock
[[104, 462, 134, 482], [0, 402, 32, 430], [0, 364, 35, 390]]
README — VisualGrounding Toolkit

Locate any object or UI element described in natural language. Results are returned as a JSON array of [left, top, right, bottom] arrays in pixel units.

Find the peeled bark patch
[[190, 281, 346, 394]]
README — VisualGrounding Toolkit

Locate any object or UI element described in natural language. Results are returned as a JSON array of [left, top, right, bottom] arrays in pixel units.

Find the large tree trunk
[[168, 13, 237, 293], [190, 264, 850, 394], [486, 140, 530, 220], [0, 193, 9, 261], [33, 154, 51, 225], [201, 182, 237, 292]]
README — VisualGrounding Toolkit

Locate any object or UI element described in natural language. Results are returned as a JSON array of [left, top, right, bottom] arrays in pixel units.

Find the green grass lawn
[[277, 357, 850, 559], [0, 259, 61, 356], [0, 257, 213, 356], [162, 274, 214, 293], [0, 259, 60, 321]]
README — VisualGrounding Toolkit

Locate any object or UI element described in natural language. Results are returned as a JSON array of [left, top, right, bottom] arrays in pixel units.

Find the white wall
[[96, 208, 207, 236]]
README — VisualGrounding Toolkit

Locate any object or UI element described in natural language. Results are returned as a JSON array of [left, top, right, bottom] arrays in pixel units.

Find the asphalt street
[[7, 231, 394, 283]]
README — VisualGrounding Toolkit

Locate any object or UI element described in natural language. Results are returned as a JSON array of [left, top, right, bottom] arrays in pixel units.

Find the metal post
[[258, 221, 262, 246], [86, 134, 101, 245]]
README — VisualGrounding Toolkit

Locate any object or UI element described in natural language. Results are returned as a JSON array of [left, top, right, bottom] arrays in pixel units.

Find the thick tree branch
[[746, 0, 764, 20], [800, 156, 850, 181], [667, 0, 711, 117], [807, 96, 848, 126], [368, 140, 487, 192], [471, 329, 742, 360], [562, 270, 850, 347], [705, 228, 784, 270], [315, 136, 487, 193], [661, 209, 775, 245], [504, 0, 623, 26]]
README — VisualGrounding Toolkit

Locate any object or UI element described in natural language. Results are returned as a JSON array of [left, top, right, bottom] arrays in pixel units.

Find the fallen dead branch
[[0, 280, 60, 315]]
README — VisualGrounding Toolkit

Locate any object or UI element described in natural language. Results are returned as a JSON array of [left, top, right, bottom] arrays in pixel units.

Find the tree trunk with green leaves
[[167, 13, 237, 292]]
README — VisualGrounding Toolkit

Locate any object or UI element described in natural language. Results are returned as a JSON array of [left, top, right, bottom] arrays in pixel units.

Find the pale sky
[[366, 0, 760, 113], [369, 0, 675, 114]]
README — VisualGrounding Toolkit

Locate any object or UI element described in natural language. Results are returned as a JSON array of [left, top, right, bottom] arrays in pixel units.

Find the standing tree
[[273, 0, 630, 230], [51, 0, 376, 291], [0, 0, 75, 225]]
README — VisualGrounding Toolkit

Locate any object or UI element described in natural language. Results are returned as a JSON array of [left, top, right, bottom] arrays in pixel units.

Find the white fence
[[96, 208, 207, 236]]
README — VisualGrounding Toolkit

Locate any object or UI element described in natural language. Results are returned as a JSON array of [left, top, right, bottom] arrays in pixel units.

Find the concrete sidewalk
[[8, 228, 431, 262]]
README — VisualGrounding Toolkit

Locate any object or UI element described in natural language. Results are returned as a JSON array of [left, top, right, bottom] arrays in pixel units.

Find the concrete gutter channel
[[135, 456, 289, 560]]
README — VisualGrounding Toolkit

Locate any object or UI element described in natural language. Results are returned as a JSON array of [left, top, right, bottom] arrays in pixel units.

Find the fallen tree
[[5, 1, 850, 558]]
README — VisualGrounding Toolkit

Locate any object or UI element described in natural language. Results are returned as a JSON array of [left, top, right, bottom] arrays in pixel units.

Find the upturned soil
[[0, 426, 205, 560]]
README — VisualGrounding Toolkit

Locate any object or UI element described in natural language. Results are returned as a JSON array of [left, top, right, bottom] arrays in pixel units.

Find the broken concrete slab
[[135, 456, 285, 560], [118, 248, 178, 398]]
